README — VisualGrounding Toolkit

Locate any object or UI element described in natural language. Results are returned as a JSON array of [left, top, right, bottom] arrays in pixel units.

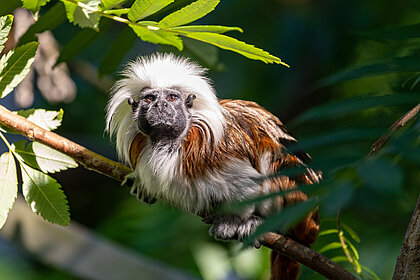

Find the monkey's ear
[[186, 94, 196, 108], [128, 97, 139, 112]]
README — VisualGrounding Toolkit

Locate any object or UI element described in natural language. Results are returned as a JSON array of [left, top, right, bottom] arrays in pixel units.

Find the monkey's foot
[[122, 173, 157, 204], [209, 215, 262, 248]]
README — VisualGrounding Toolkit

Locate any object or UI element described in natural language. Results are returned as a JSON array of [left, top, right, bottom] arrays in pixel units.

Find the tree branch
[[0, 105, 131, 182], [369, 103, 420, 156], [0, 104, 357, 279], [392, 194, 420, 280]]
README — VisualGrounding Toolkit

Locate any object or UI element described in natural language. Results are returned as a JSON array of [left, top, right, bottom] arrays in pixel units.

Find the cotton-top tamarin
[[106, 53, 321, 280]]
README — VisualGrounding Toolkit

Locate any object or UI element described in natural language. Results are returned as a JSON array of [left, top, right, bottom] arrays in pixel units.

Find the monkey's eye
[[168, 94, 178, 101], [144, 95, 155, 103]]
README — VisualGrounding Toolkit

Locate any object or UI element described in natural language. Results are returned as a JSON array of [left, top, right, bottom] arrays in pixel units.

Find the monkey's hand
[[122, 173, 157, 205], [206, 214, 262, 248]]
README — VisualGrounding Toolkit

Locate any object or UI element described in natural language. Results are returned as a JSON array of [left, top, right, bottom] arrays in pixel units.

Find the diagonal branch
[[0, 105, 131, 181], [369, 103, 420, 156], [0, 104, 357, 280]]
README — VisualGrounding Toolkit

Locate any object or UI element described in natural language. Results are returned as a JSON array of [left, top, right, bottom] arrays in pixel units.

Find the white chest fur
[[132, 142, 264, 215]]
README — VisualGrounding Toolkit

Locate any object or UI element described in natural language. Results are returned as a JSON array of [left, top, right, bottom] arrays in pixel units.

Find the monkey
[[106, 53, 321, 280]]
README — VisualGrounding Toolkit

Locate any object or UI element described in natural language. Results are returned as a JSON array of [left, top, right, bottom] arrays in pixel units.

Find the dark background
[[1, 0, 419, 279]]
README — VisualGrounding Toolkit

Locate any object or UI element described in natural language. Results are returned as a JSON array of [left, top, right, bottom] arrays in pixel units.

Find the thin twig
[[0, 104, 357, 280], [369, 103, 420, 156]]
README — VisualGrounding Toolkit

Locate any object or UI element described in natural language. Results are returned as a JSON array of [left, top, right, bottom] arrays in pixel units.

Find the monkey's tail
[[269, 211, 319, 280], [270, 251, 299, 280]]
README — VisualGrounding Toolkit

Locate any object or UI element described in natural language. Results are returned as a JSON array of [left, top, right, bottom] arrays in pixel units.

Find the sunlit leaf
[[99, 0, 125, 10], [63, 0, 101, 30], [130, 24, 183, 50], [99, 25, 137, 76], [171, 25, 243, 34], [357, 159, 403, 194], [19, 3, 67, 45], [21, 162, 70, 226], [128, 0, 174, 22], [22, 0, 51, 13], [0, 42, 39, 99], [0, 14, 13, 53], [315, 56, 420, 88], [17, 108, 64, 131], [103, 8, 129, 16], [159, 0, 219, 28], [319, 242, 342, 253], [180, 32, 287, 65], [13, 141, 78, 173], [0, 152, 17, 229]]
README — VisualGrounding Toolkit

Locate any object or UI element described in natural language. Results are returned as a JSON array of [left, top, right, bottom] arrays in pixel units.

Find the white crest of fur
[[106, 53, 226, 165]]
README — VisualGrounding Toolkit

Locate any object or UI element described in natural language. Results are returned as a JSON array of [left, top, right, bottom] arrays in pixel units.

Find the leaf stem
[[337, 211, 362, 275], [61, 0, 161, 30]]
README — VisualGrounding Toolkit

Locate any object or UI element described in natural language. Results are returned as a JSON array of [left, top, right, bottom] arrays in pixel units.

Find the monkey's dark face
[[129, 88, 195, 142]]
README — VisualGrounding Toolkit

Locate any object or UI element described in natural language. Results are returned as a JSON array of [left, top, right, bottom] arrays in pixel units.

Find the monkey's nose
[[154, 101, 168, 109]]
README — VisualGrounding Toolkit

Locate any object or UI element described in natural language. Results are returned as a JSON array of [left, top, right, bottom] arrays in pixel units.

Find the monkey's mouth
[[138, 109, 187, 141]]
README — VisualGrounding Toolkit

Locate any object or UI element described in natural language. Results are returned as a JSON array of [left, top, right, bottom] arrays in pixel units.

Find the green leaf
[[330, 256, 349, 263], [159, 0, 220, 28], [0, 152, 17, 229], [354, 23, 420, 40], [0, 14, 13, 53], [21, 162, 70, 226], [0, 41, 39, 99], [99, 0, 126, 10], [17, 108, 64, 131], [287, 128, 382, 153], [357, 159, 403, 194], [99, 25, 137, 76], [171, 25, 243, 34], [22, 0, 51, 13], [246, 198, 318, 244], [343, 236, 360, 260], [342, 223, 361, 243], [318, 229, 339, 237], [361, 265, 381, 280], [103, 8, 129, 16], [63, 0, 101, 30], [130, 24, 183, 50], [128, 0, 174, 22], [56, 18, 111, 65], [0, 0, 21, 17], [180, 32, 287, 65], [13, 141, 78, 173], [19, 3, 67, 45], [318, 242, 343, 253], [315, 56, 420, 88], [293, 93, 420, 125]]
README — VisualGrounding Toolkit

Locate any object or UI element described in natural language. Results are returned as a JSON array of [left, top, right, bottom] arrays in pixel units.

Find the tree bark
[[392, 194, 420, 280]]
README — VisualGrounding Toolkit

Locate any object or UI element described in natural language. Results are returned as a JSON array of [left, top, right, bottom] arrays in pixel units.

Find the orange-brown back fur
[[129, 99, 320, 280]]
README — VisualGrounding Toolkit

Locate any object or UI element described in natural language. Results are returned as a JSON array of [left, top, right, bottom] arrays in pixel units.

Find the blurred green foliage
[[0, 0, 419, 279]]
